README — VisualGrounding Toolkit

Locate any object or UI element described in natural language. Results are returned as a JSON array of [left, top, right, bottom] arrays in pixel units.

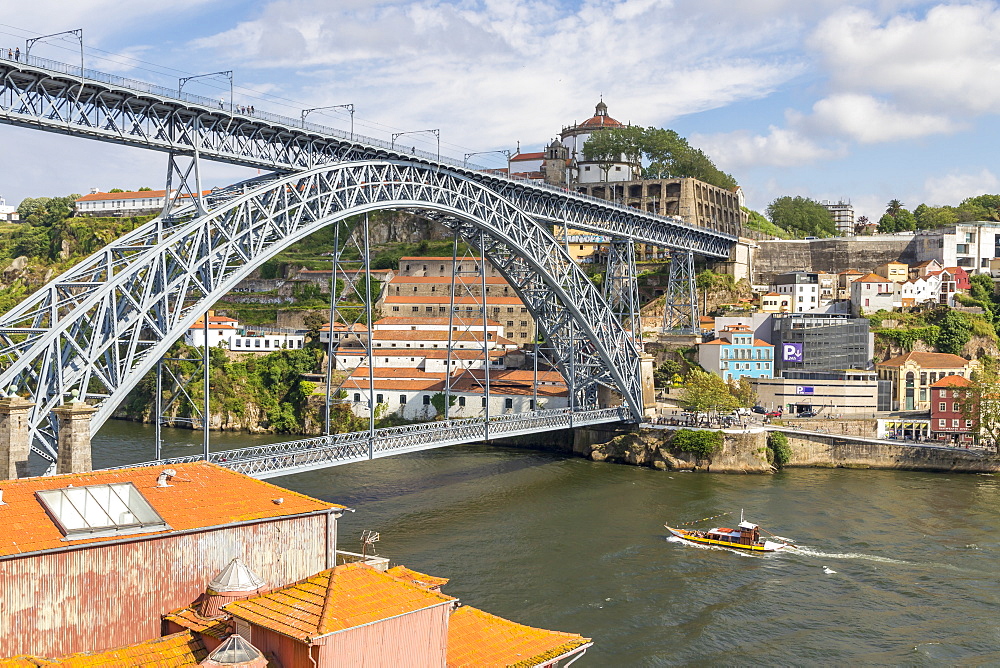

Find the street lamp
[[26, 28, 84, 75], [392, 129, 440, 160], [302, 104, 355, 139], [463, 149, 513, 173], [179, 71, 234, 111]]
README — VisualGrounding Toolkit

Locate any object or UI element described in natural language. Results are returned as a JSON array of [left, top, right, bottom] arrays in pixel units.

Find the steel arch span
[[0, 160, 644, 460]]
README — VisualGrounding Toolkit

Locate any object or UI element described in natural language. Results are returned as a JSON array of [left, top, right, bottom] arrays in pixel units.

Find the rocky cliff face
[[361, 211, 450, 245], [582, 427, 773, 473]]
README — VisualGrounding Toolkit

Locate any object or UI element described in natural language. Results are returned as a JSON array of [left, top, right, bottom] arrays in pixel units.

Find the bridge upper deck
[[0, 54, 737, 257]]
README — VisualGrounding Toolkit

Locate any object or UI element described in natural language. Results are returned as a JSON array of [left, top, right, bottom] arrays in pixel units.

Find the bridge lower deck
[[113, 407, 629, 479]]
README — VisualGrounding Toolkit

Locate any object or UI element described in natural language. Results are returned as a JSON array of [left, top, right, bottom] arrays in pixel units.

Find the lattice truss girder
[[0, 60, 735, 258], [0, 161, 643, 459]]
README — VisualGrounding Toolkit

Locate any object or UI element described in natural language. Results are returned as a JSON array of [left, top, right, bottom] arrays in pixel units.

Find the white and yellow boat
[[665, 514, 792, 553]]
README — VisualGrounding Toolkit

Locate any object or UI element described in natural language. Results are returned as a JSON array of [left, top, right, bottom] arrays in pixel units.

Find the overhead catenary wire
[[0, 22, 497, 160]]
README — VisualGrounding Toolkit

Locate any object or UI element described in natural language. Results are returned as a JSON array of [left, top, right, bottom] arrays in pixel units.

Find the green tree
[[108, 188, 124, 193], [767, 431, 792, 469], [581, 125, 737, 189], [742, 207, 790, 238], [877, 213, 898, 233], [765, 196, 837, 238], [936, 310, 972, 355], [679, 368, 739, 417], [728, 378, 757, 408], [653, 358, 683, 387], [914, 204, 959, 230], [960, 359, 1000, 452], [138, 186, 153, 192], [959, 194, 1000, 221], [885, 199, 904, 218], [671, 429, 724, 460]]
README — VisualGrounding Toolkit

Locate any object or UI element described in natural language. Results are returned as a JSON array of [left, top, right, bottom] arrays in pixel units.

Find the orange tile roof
[[188, 322, 237, 330], [372, 330, 512, 344], [349, 368, 447, 380], [337, 348, 505, 360], [399, 256, 473, 261], [0, 658, 50, 667], [446, 605, 590, 668], [385, 565, 449, 590], [930, 374, 973, 388], [375, 316, 503, 328], [0, 462, 340, 558], [390, 276, 509, 285], [21, 630, 208, 667], [163, 606, 231, 639], [855, 273, 889, 282], [340, 378, 446, 392], [878, 352, 973, 369], [225, 563, 455, 642], [76, 189, 211, 202], [510, 152, 544, 161], [385, 295, 525, 306]]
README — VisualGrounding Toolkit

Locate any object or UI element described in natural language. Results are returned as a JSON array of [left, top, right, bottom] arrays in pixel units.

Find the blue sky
[[2, 0, 1000, 224]]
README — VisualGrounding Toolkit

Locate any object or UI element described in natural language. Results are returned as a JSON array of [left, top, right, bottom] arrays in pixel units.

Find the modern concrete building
[[771, 313, 873, 374], [820, 199, 855, 236], [753, 369, 890, 416]]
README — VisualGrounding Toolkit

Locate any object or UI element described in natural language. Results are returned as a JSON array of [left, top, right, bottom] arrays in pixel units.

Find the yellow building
[[874, 261, 909, 284], [876, 351, 979, 411]]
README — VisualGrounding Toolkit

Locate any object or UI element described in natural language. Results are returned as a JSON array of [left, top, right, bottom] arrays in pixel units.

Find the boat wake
[[792, 546, 910, 565]]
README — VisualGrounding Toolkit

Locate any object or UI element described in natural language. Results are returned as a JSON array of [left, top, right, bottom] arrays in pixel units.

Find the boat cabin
[[706, 521, 760, 547]]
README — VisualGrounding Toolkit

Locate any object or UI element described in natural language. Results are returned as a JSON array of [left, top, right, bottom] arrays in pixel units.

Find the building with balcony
[[820, 199, 855, 236], [929, 375, 975, 444], [876, 351, 979, 411], [697, 324, 774, 382]]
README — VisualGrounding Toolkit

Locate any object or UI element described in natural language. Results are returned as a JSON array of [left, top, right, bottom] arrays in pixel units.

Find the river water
[[94, 421, 1000, 666]]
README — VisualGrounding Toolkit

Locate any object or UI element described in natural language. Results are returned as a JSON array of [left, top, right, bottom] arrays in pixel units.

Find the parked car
[[797, 410, 817, 418], [765, 410, 783, 418], [751, 406, 766, 414]]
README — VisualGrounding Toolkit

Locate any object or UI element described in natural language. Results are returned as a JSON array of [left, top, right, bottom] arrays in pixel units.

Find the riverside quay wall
[[754, 236, 921, 285], [494, 425, 1000, 474]]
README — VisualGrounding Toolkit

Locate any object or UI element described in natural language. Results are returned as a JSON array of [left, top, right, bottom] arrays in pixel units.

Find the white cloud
[[690, 127, 845, 170], [799, 93, 960, 143], [813, 4, 1000, 115], [922, 169, 1000, 207], [186, 0, 807, 151]]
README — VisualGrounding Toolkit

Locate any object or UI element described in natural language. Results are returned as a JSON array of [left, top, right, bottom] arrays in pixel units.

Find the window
[[505, 398, 513, 409], [459, 397, 466, 407], [36, 483, 169, 539], [939, 419, 946, 428], [392, 306, 400, 312], [953, 402, 960, 412], [507, 307, 514, 313], [939, 402, 947, 411], [520, 321, 527, 327], [376, 393, 384, 404], [400, 395, 407, 404], [354, 393, 360, 402], [423, 395, 431, 405], [507, 321, 514, 326], [953, 419, 960, 427], [966, 420, 973, 427], [412, 306, 419, 312], [482, 397, 487, 407]]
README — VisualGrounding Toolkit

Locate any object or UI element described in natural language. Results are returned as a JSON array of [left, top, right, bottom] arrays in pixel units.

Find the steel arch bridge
[[0, 54, 741, 467], [0, 160, 646, 460]]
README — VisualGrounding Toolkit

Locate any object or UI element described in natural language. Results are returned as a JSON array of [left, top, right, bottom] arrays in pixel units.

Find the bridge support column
[[640, 354, 656, 413], [53, 400, 97, 475], [0, 396, 33, 480]]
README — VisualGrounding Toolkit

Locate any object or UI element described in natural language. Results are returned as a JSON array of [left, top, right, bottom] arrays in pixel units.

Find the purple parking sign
[[782, 342, 803, 362]]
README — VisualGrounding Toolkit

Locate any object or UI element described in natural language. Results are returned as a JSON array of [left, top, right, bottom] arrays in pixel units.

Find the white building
[[820, 200, 854, 236], [0, 196, 18, 222], [899, 275, 941, 307], [771, 273, 821, 313], [850, 273, 900, 315], [75, 188, 211, 216], [184, 312, 305, 351], [911, 221, 1000, 275], [560, 101, 640, 184], [332, 347, 508, 373], [339, 368, 568, 420]]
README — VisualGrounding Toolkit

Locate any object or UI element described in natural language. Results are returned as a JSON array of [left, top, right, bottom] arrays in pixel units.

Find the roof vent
[[200, 634, 266, 667], [157, 469, 177, 487], [201, 557, 268, 618]]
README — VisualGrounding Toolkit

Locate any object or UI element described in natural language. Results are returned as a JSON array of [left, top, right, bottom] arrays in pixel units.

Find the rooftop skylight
[[36, 482, 170, 539]]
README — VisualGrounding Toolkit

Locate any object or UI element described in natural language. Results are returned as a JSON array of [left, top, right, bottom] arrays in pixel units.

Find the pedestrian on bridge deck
[[6, 49, 11, 59], [14, 47, 20, 61]]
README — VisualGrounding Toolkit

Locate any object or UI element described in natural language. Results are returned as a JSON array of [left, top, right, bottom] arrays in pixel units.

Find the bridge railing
[[109, 406, 630, 476], [0, 52, 724, 237]]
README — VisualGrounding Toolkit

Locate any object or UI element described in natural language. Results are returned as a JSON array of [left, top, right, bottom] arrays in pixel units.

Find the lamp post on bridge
[[463, 149, 513, 174], [302, 104, 355, 139], [392, 129, 440, 161], [179, 71, 234, 111], [26, 28, 84, 77]]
